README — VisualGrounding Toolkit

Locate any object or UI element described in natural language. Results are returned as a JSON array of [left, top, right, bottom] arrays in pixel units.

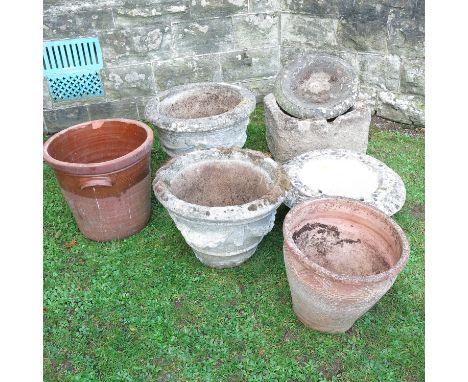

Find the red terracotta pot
[[283, 197, 410, 333], [43, 119, 154, 241]]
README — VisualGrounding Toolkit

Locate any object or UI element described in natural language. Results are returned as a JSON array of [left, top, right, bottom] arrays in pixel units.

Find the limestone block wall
[[43, 0, 424, 133], [43, 0, 281, 133]]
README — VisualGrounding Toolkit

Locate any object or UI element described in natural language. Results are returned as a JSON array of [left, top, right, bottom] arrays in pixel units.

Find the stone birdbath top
[[274, 54, 359, 120], [283, 149, 406, 216]]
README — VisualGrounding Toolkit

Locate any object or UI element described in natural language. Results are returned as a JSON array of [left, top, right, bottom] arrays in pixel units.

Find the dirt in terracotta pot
[[163, 90, 241, 119], [292, 221, 392, 276], [170, 160, 272, 207]]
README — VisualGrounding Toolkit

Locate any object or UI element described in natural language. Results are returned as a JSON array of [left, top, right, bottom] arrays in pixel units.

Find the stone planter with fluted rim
[[283, 197, 410, 333], [265, 93, 371, 163], [145, 82, 256, 156], [153, 148, 289, 268]]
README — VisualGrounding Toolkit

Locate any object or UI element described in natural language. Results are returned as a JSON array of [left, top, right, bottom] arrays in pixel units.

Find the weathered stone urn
[[265, 93, 371, 163], [283, 149, 406, 216], [153, 148, 289, 268], [145, 82, 256, 156], [283, 198, 410, 333], [274, 54, 359, 120]]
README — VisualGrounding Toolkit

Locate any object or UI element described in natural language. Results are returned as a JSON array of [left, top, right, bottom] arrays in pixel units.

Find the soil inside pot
[[292, 219, 394, 276], [162, 90, 241, 119], [47, 120, 148, 164], [170, 160, 272, 207]]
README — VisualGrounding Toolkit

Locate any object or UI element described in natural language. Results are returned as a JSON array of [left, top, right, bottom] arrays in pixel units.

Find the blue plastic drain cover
[[43, 37, 104, 101]]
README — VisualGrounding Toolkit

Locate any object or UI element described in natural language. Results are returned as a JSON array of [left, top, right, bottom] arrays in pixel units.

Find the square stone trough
[[264, 93, 371, 163]]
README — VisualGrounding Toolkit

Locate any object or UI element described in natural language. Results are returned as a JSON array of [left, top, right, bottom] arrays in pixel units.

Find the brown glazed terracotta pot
[[43, 119, 154, 241], [283, 197, 409, 333]]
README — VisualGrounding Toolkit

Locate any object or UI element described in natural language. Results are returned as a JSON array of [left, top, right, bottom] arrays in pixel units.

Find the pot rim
[[274, 53, 359, 119], [43, 118, 154, 175], [144, 82, 256, 133], [264, 92, 369, 125], [283, 197, 410, 284], [283, 149, 406, 216], [153, 147, 290, 222]]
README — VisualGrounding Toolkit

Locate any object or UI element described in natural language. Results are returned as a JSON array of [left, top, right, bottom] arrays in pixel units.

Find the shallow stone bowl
[[274, 54, 359, 120], [153, 148, 289, 268], [145, 82, 256, 156], [283, 149, 406, 216]]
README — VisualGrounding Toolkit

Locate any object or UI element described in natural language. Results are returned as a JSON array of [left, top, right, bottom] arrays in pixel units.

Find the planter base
[[193, 245, 257, 269], [293, 308, 352, 334], [157, 120, 248, 157], [169, 209, 276, 269], [285, 255, 358, 333], [62, 173, 151, 241], [264, 93, 371, 163]]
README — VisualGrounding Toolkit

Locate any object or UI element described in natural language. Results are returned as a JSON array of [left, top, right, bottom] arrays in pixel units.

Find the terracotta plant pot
[[145, 82, 256, 156], [43, 119, 154, 241], [283, 198, 409, 333], [153, 148, 289, 268]]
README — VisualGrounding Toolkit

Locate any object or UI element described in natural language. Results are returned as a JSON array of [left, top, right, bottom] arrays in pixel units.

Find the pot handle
[[79, 176, 113, 190]]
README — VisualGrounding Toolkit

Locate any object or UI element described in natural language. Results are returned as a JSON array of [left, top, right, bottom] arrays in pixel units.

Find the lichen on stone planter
[[283, 198, 410, 333], [274, 54, 359, 120], [145, 82, 256, 156], [283, 149, 406, 216], [153, 148, 289, 268], [264, 93, 370, 163], [43, 119, 154, 241]]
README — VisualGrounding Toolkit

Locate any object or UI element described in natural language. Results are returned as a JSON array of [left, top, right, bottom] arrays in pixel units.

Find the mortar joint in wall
[[86, 105, 91, 121], [110, 7, 116, 28], [135, 97, 141, 119], [149, 61, 159, 95], [105, 61, 155, 70], [358, 51, 385, 59], [278, 10, 282, 48], [233, 11, 278, 18], [149, 46, 280, 68], [217, 53, 223, 81]]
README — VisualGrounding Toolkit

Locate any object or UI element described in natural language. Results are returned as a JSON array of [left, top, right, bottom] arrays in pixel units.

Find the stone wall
[[280, 0, 425, 127], [43, 0, 424, 133]]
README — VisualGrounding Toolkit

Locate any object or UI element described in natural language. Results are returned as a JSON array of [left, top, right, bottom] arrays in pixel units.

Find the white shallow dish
[[283, 149, 406, 216]]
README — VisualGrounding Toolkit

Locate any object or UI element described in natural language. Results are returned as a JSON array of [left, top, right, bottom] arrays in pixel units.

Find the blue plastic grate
[[43, 37, 104, 101]]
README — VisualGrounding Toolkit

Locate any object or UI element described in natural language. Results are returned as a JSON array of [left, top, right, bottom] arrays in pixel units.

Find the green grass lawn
[[44, 106, 425, 382]]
